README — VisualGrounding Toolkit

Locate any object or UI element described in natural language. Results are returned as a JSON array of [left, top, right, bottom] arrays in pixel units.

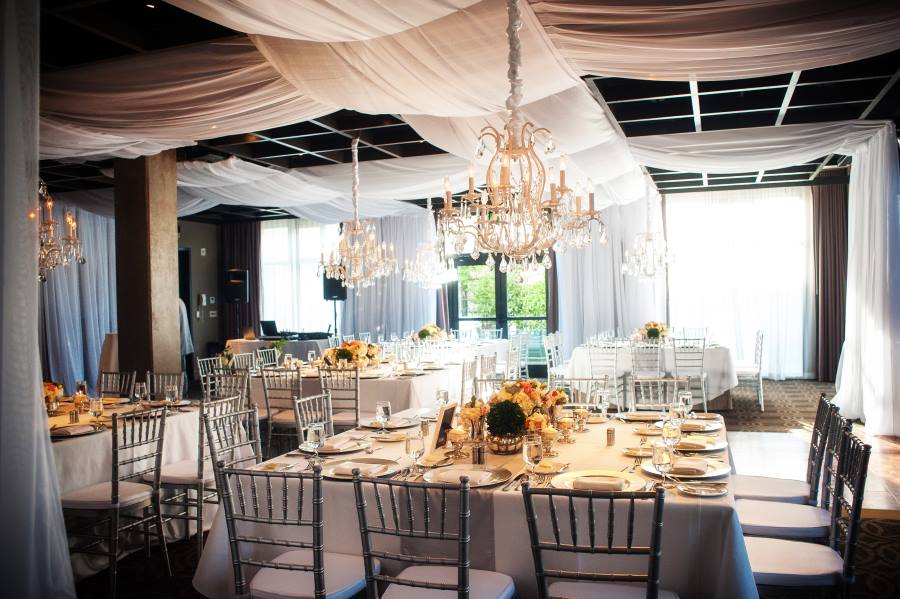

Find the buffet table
[[226, 338, 331, 360], [193, 410, 756, 599]]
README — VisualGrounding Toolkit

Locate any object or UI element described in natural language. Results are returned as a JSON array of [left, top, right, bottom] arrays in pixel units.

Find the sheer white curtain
[[260, 219, 340, 333], [665, 187, 816, 379], [40, 204, 117, 394], [342, 213, 438, 338], [0, 0, 76, 595]]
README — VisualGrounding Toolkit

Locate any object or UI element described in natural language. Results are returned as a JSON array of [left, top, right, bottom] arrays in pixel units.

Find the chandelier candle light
[[319, 138, 397, 291], [402, 196, 457, 290], [31, 179, 85, 282], [436, 0, 604, 275], [621, 190, 671, 278]]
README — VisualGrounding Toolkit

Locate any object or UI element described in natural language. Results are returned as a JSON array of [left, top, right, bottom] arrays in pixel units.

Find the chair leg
[[153, 496, 173, 577], [108, 508, 120, 599], [182, 487, 190, 541], [195, 482, 205, 560], [702, 380, 708, 412], [143, 505, 152, 558], [758, 376, 765, 411]]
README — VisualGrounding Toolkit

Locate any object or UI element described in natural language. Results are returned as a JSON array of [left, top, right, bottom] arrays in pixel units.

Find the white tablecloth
[[226, 338, 331, 360], [193, 411, 757, 599], [566, 344, 739, 400]]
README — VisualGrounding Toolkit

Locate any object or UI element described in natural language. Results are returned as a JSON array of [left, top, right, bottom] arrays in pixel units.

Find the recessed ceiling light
[[146, 3, 156, 8]]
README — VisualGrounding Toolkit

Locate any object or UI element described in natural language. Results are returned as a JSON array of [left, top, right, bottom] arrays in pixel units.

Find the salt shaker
[[606, 427, 615, 446], [471, 444, 486, 465]]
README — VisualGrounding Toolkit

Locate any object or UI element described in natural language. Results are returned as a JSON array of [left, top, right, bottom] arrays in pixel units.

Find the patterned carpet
[[721, 379, 836, 432]]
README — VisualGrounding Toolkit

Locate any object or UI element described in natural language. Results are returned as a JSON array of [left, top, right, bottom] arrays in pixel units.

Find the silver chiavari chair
[[734, 393, 832, 504], [587, 342, 626, 411], [203, 368, 250, 409], [358, 331, 372, 342], [261, 368, 303, 457], [327, 335, 339, 349], [472, 377, 502, 401], [521, 483, 668, 599], [505, 342, 522, 380], [460, 358, 478, 403], [155, 394, 241, 559], [549, 375, 610, 409], [746, 428, 871, 599], [292, 392, 335, 443], [736, 329, 765, 411], [629, 341, 672, 411], [62, 407, 171, 599], [196, 355, 224, 381], [145, 371, 185, 400], [230, 352, 255, 371], [318, 366, 361, 432], [352, 472, 515, 599], [479, 353, 498, 379], [517, 332, 530, 377], [97, 370, 136, 398], [672, 337, 708, 412], [203, 405, 263, 474], [256, 347, 278, 368]]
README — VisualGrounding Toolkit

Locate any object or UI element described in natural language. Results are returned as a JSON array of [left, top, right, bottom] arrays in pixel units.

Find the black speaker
[[323, 275, 347, 301], [224, 268, 249, 303]]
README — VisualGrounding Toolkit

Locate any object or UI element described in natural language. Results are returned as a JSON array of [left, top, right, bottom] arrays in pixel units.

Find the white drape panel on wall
[[665, 188, 816, 380], [0, 0, 76, 595], [260, 219, 340, 333], [342, 213, 438, 338], [40, 205, 117, 395], [529, 0, 900, 80], [630, 120, 899, 434]]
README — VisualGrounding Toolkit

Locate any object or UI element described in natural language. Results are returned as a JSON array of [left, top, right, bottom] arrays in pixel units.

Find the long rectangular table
[[226, 338, 331, 360], [193, 410, 758, 599]]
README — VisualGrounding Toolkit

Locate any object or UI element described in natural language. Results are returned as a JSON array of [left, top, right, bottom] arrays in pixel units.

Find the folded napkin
[[319, 437, 355, 452], [51, 424, 95, 436], [376, 431, 407, 442], [332, 462, 385, 476], [436, 470, 492, 485], [670, 458, 708, 475], [680, 421, 709, 432], [533, 462, 560, 475], [419, 452, 448, 466], [676, 437, 712, 450], [573, 476, 626, 491]]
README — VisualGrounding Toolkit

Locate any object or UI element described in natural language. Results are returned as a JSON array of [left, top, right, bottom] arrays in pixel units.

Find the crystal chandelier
[[31, 179, 85, 282], [403, 197, 457, 290], [621, 193, 670, 278], [435, 0, 603, 273], [319, 138, 397, 291]]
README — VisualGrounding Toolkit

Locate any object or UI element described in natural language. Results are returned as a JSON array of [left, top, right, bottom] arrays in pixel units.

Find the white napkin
[[419, 452, 448, 466], [573, 476, 626, 491], [680, 421, 710, 432], [671, 458, 708, 475], [436, 470, 492, 485], [319, 437, 355, 452], [676, 437, 712, 450], [333, 462, 385, 476], [51, 424, 95, 436]]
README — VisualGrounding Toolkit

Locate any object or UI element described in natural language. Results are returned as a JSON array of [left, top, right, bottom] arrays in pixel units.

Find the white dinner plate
[[50, 424, 103, 438], [677, 483, 728, 497], [372, 431, 407, 442], [320, 458, 400, 480], [255, 462, 300, 472], [423, 464, 512, 488], [550, 469, 646, 492], [690, 412, 722, 421], [587, 415, 609, 424], [633, 426, 662, 436], [641, 459, 730, 480], [674, 435, 728, 453], [621, 412, 666, 422], [654, 419, 723, 434], [360, 417, 418, 430], [422, 365, 446, 371], [623, 446, 654, 458]]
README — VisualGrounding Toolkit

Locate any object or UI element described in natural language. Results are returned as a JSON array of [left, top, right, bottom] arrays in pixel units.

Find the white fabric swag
[[630, 120, 900, 435]]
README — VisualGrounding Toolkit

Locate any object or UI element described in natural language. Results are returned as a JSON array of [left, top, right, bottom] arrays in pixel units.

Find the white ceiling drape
[[530, 0, 900, 80], [628, 120, 900, 435]]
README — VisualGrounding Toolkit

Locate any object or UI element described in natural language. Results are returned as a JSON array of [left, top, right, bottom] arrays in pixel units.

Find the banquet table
[[193, 410, 757, 599], [50, 401, 212, 578], [566, 344, 739, 407], [226, 338, 331, 360]]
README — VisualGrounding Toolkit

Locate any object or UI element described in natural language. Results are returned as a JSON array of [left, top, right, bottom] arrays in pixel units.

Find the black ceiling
[[39, 0, 900, 217]]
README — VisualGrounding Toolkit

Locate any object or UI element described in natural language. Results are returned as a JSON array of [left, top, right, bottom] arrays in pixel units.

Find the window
[[260, 219, 340, 333]]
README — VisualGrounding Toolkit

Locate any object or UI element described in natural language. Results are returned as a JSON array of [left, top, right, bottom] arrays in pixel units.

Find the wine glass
[[406, 433, 426, 476], [677, 391, 693, 419], [307, 350, 316, 364], [305, 423, 326, 467], [283, 353, 293, 369], [652, 441, 673, 488], [662, 418, 682, 449], [598, 390, 610, 418], [523, 434, 544, 477], [132, 382, 147, 406], [75, 380, 88, 396], [89, 397, 104, 429], [375, 401, 392, 435], [164, 385, 177, 409]]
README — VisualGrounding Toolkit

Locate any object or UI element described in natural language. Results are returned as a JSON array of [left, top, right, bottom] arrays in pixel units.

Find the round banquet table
[[226, 338, 331, 360], [566, 344, 739, 404], [193, 409, 757, 599]]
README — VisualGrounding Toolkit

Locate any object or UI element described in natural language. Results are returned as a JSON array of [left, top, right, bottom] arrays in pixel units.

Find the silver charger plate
[[677, 483, 728, 497], [550, 469, 646, 491], [423, 464, 512, 488], [641, 459, 730, 480], [674, 435, 728, 453], [620, 412, 667, 422], [320, 457, 401, 480], [654, 419, 723, 434], [360, 417, 419, 430], [295, 440, 369, 455]]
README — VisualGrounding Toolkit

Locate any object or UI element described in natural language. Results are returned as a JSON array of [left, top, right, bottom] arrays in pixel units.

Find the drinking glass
[[306, 423, 326, 466], [598, 390, 610, 418], [164, 385, 177, 409], [283, 353, 293, 369], [677, 391, 693, 419], [435, 390, 450, 406], [523, 434, 544, 476], [662, 418, 681, 449], [75, 380, 88, 396], [375, 401, 392, 434], [132, 382, 147, 406], [89, 397, 104, 429], [652, 441, 673, 487], [406, 433, 426, 476]]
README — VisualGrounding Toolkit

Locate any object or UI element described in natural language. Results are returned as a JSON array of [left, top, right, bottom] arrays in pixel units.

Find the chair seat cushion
[[736, 499, 830, 538], [382, 565, 514, 599], [745, 536, 843, 586], [257, 406, 280, 420], [248, 549, 376, 599], [61, 481, 152, 510], [271, 410, 298, 425], [548, 581, 679, 598], [732, 475, 810, 504], [332, 411, 358, 425], [152, 459, 214, 485]]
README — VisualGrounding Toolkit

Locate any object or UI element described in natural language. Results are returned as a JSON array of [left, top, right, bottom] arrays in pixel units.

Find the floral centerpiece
[[632, 320, 671, 341], [43, 381, 64, 406], [413, 323, 446, 342], [460, 396, 488, 440], [322, 340, 382, 368], [485, 379, 568, 454]]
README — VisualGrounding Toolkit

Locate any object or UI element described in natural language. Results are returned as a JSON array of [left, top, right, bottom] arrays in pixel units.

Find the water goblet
[[307, 350, 316, 364], [89, 397, 104, 430], [598, 390, 610, 418], [652, 441, 674, 488], [305, 423, 326, 467], [541, 427, 559, 457], [677, 391, 693, 419], [523, 434, 544, 476], [132, 382, 147, 406], [406, 433, 426, 476], [662, 418, 681, 449], [375, 401, 392, 435], [164, 385, 178, 410]]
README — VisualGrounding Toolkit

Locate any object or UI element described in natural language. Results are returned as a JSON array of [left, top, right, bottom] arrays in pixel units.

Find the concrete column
[[114, 150, 181, 375]]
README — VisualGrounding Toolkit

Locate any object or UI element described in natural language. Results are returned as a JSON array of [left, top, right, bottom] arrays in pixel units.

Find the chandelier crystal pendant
[[32, 179, 86, 282], [319, 138, 397, 291], [436, 0, 604, 274], [621, 192, 671, 278], [403, 196, 457, 290]]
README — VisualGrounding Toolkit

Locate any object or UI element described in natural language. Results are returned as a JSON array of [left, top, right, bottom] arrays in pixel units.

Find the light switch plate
[[200, 247, 206, 256], [209, 296, 216, 304], [209, 310, 217, 318]]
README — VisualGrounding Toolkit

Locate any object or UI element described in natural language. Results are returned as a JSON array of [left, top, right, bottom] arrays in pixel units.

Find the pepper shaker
[[471, 444, 486, 465], [606, 426, 615, 446]]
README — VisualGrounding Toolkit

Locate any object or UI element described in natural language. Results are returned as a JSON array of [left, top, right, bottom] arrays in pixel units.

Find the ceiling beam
[[48, 13, 147, 53], [833, 66, 900, 168], [775, 71, 801, 126], [688, 81, 702, 132]]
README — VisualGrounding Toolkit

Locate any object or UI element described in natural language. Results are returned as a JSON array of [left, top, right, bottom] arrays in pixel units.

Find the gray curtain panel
[[222, 221, 262, 341], [812, 181, 848, 382]]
